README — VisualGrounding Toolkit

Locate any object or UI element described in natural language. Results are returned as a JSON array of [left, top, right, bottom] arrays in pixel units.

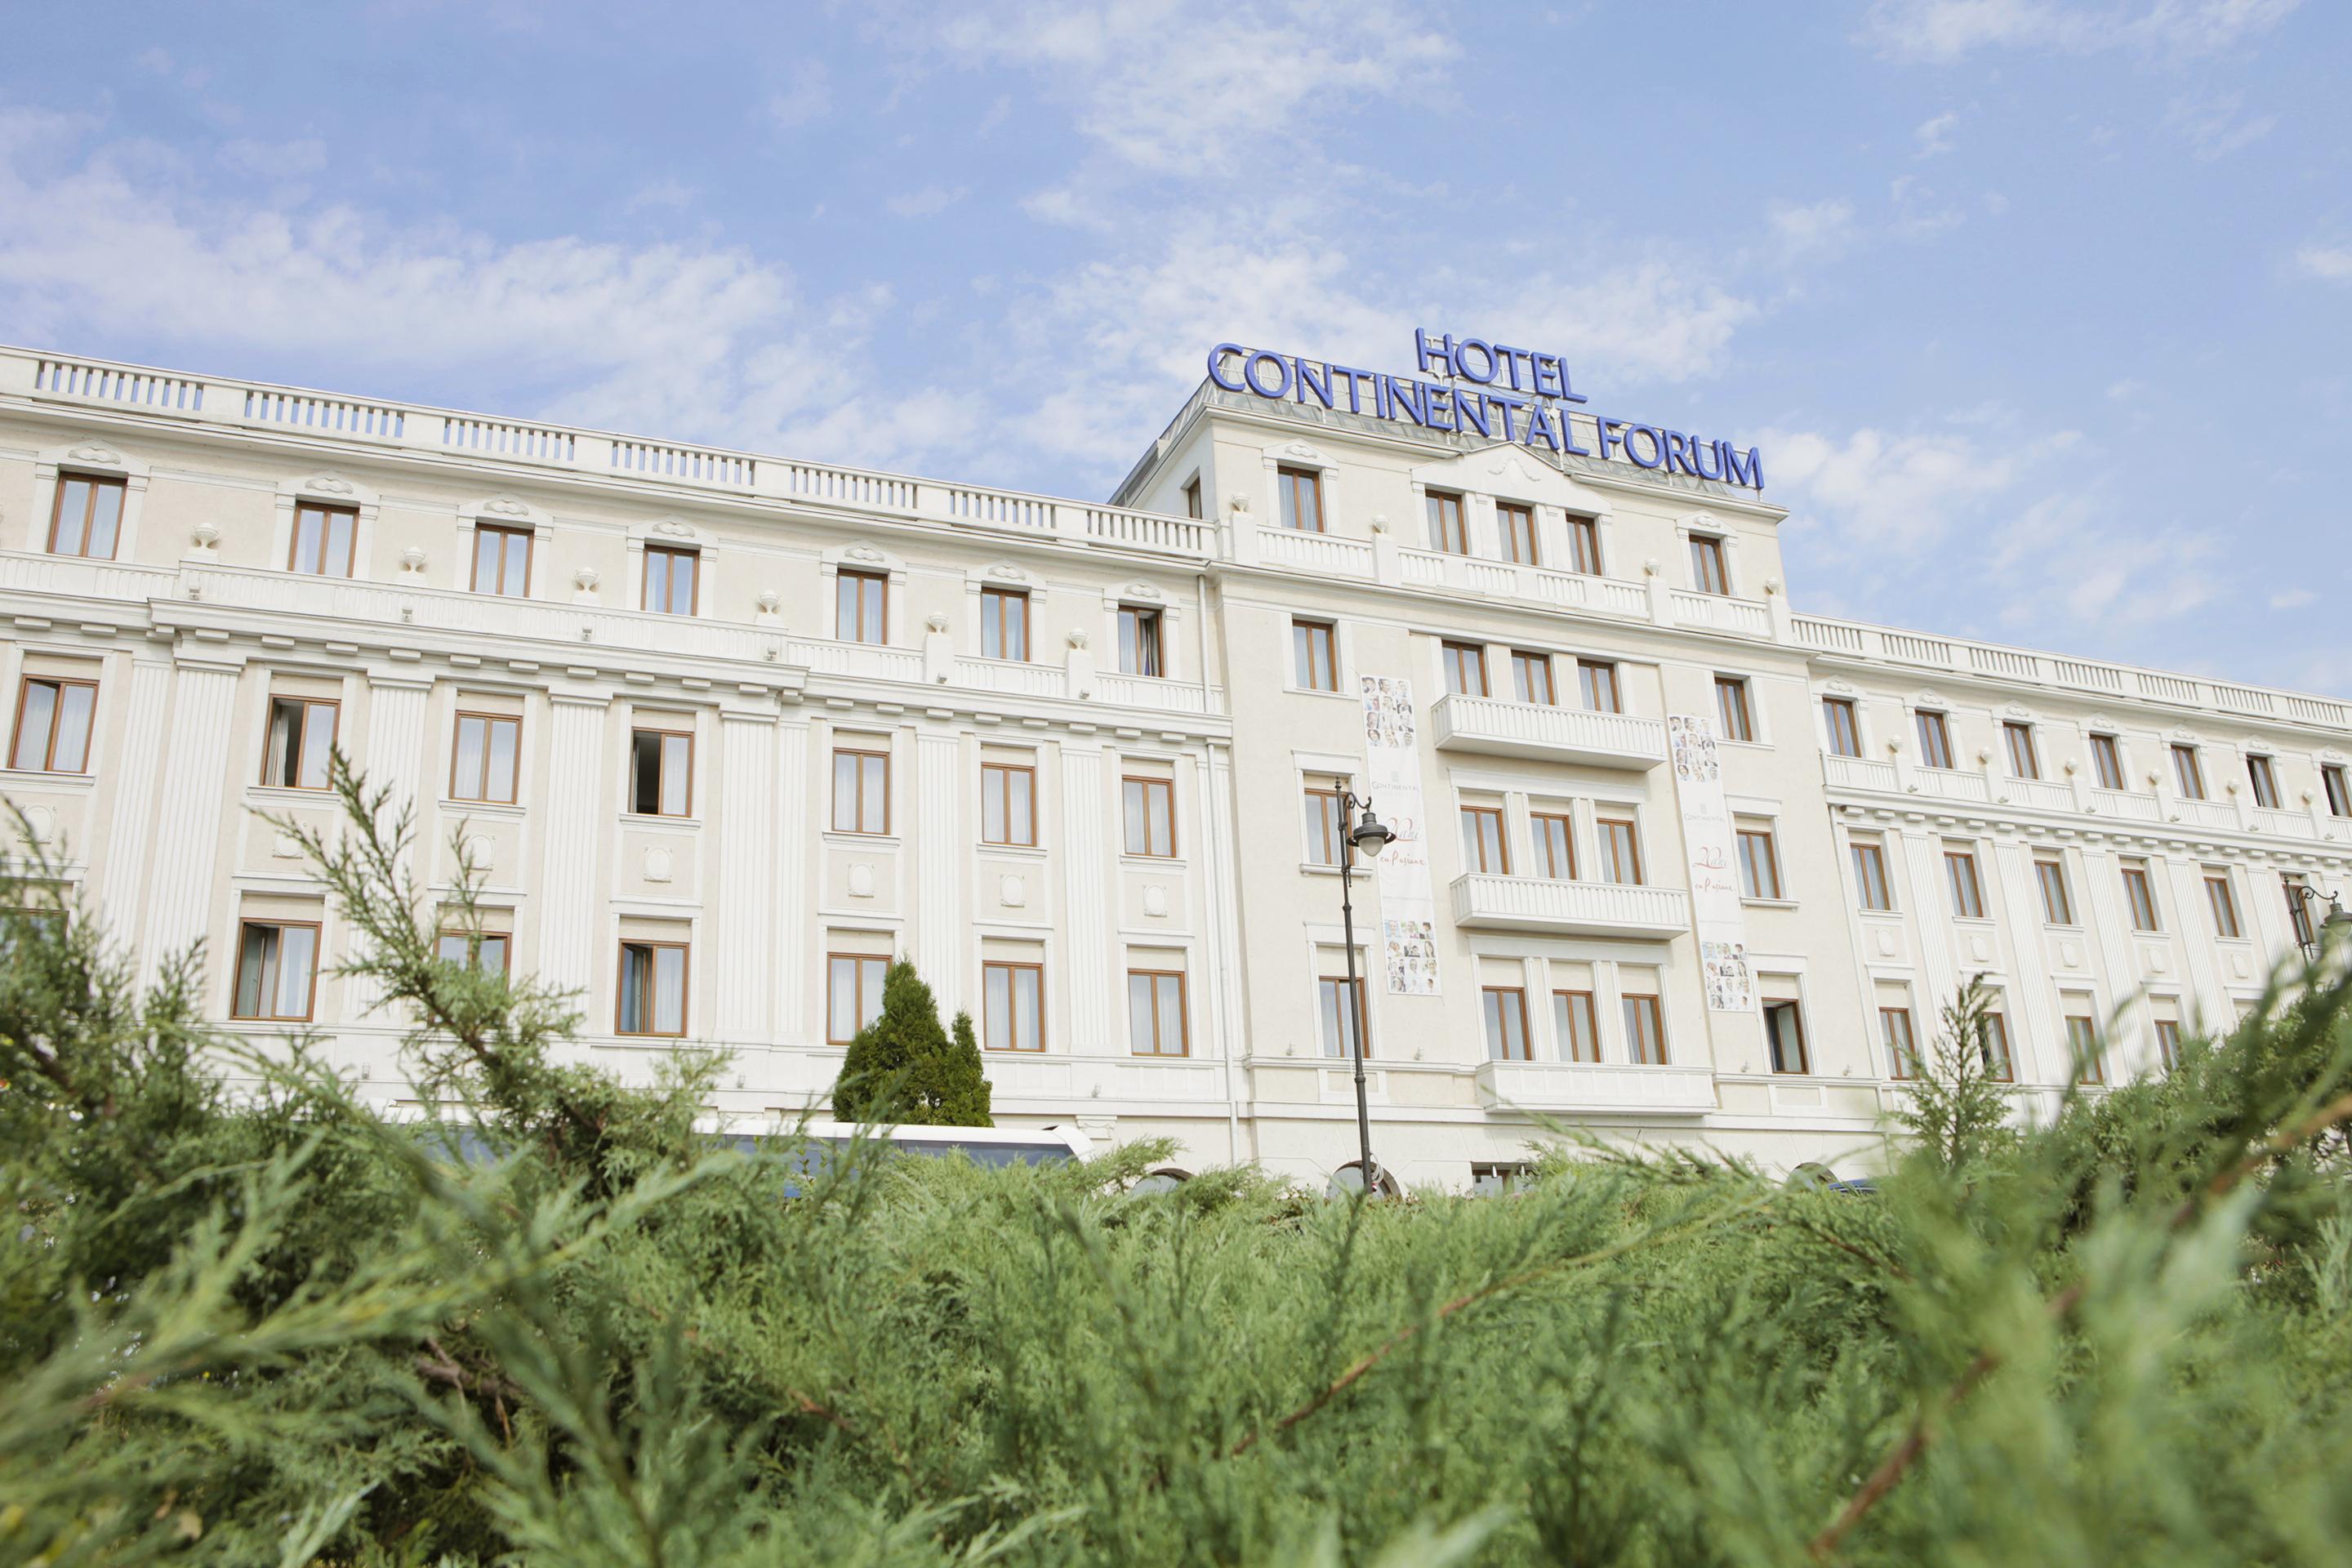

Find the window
[[2003, 721, 2040, 780], [1915, 710, 1954, 770], [47, 474, 125, 559], [1460, 805, 1508, 874], [2154, 1018, 2183, 1071], [1688, 534, 1729, 595], [1764, 999, 1809, 1075], [263, 697, 338, 790], [1511, 649, 1555, 706], [1482, 987, 1531, 1060], [2171, 743, 2206, 800], [1182, 476, 1202, 519], [1715, 676, 1754, 742], [1564, 514, 1601, 575], [1622, 994, 1667, 1064], [1553, 991, 1600, 1062], [1471, 1162, 1531, 1196], [1980, 1013, 2014, 1081], [1597, 818, 1642, 885], [1441, 640, 1488, 697], [640, 544, 697, 615], [1881, 1007, 1921, 1079], [2205, 872, 2243, 938], [2325, 764, 2352, 819], [981, 586, 1029, 661], [1851, 841, 1893, 911], [232, 920, 319, 1022], [9, 678, 96, 774], [1426, 490, 1468, 553], [630, 727, 693, 817], [1123, 776, 1175, 858], [981, 762, 1036, 846], [1303, 786, 1346, 866], [2066, 1013, 2103, 1085], [1497, 501, 1537, 564], [2090, 733, 2126, 791], [2285, 875, 2317, 947], [1128, 970, 1188, 1056], [616, 942, 688, 1036], [471, 523, 532, 597], [1736, 827, 1781, 901], [827, 954, 888, 1043], [1823, 697, 1861, 758], [450, 713, 520, 804], [1531, 812, 1576, 880], [1318, 973, 1368, 1058], [831, 747, 889, 835], [2034, 856, 2074, 924], [982, 961, 1045, 1052], [836, 569, 886, 643], [436, 931, 510, 973], [289, 502, 356, 577], [1276, 466, 1325, 532], [1118, 606, 1163, 676], [1294, 620, 1338, 691], [1579, 659, 1621, 714], [1944, 848, 1985, 920], [2247, 754, 2281, 810], [2122, 862, 2160, 932]]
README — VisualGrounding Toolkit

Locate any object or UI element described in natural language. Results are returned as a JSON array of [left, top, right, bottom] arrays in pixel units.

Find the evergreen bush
[[829, 958, 993, 1126]]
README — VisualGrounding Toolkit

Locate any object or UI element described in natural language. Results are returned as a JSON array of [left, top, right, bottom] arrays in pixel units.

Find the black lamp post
[[2291, 884, 2352, 960], [1334, 781, 1394, 1197]]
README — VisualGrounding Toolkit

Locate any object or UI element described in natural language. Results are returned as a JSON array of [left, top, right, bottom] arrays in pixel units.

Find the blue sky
[[3, 1, 2347, 691]]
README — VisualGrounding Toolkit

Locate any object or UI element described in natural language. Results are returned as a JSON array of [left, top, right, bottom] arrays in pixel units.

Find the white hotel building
[[3, 344, 2347, 1187]]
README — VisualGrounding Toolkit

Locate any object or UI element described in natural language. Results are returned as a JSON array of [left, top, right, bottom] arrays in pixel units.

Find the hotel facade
[[3, 341, 2346, 1189]]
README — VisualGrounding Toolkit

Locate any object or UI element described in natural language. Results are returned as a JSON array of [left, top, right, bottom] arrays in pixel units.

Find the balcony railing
[[1429, 693, 1665, 769], [1473, 1059, 1716, 1116], [1450, 873, 1690, 937]]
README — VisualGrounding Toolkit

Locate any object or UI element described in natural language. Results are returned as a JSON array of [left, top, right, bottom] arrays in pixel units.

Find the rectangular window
[[1182, 476, 1202, 519], [2154, 1018, 2182, 1071], [1482, 987, 1531, 1060], [644, 545, 698, 616], [1460, 805, 1508, 874], [289, 502, 356, 577], [436, 931, 511, 973], [1497, 501, 1537, 564], [982, 961, 1045, 1052], [1553, 990, 1600, 1062], [826, 953, 889, 1044], [1123, 776, 1175, 858], [1597, 817, 1643, 885], [1293, 620, 1338, 691], [1426, 490, 1468, 553], [1277, 466, 1325, 532], [1128, 970, 1189, 1056], [1823, 697, 1861, 758], [232, 920, 320, 1022], [1318, 973, 1368, 1059], [47, 474, 126, 559], [1531, 812, 1576, 880], [1564, 515, 1601, 575], [1765, 999, 1809, 1075], [1622, 993, 1668, 1064], [450, 713, 520, 804], [9, 678, 96, 774], [1118, 606, 1163, 676], [1981, 1013, 2014, 1081], [1882, 1006, 1921, 1079], [2067, 1013, 2103, 1085], [1715, 676, 1755, 742], [1578, 659, 1621, 714], [836, 570, 886, 644], [1736, 827, 1781, 900], [981, 762, 1036, 846], [1441, 640, 1488, 697], [1689, 534, 1729, 595], [1915, 710, 1954, 770], [263, 697, 339, 791], [831, 747, 889, 835], [630, 727, 693, 817], [2091, 733, 2127, 791], [1945, 849, 1986, 919], [1851, 841, 1893, 911], [1511, 649, 1555, 706], [2247, 754, 2280, 809], [2003, 721, 2040, 780], [2206, 872, 2243, 938], [2286, 875, 2318, 947], [980, 586, 1030, 661], [470, 524, 532, 597], [2035, 856, 2074, 924], [1303, 786, 1346, 866], [2122, 863, 2160, 932], [2172, 743, 2206, 800], [616, 941, 688, 1036], [2325, 764, 2352, 819]]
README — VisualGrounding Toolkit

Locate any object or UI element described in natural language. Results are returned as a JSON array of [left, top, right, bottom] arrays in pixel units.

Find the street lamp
[[2291, 883, 2352, 960], [1333, 780, 1394, 1197]]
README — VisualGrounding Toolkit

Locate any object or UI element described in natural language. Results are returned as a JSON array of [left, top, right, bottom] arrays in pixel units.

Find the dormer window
[[1689, 533, 1730, 595], [1277, 466, 1325, 532]]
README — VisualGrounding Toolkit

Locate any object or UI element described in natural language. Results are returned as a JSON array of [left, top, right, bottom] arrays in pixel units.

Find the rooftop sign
[[1206, 330, 1763, 491]]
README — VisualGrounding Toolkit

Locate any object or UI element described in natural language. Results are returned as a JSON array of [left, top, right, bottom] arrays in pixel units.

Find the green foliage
[[831, 960, 993, 1128], [1895, 973, 2017, 1174], [5, 769, 2352, 1564]]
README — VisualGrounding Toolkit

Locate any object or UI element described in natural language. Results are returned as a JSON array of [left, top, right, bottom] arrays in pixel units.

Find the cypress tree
[[829, 960, 992, 1127]]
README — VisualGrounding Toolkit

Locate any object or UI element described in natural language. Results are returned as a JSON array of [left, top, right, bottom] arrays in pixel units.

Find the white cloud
[[218, 136, 328, 181], [1915, 110, 1960, 157], [626, 178, 696, 212], [764, 60, 831, 128], [2271, 587, 2318, 609], [2164, 91, 2276, 161], [885, 184, 968, 217], [1859, 0, 2302, 63], [2293, 243, 2352, 282], [2106, 376, 2146, 399], [1757, 424, 2025, 555], [1768, 198, 1857, 260]]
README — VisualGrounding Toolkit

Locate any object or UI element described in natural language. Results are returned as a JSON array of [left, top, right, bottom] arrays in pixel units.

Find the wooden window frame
[[449, 711, 521, 804], [231, 919, 323, 1022], [1426, 490, 1468, 554], [1511, 649, 1556, 706], [630, 726, 696, 818], [2154, 1018, 2182, 1071], [1293, 619, 1338, 692], [1578, 659, 1621, 714], [2247, 753, 2280, 809], [1851, 840, 1893, 911], [1496, 501, 1538, 565], [1981, 1013, 2015, 1081], [9, 677, 98, 774], [1736, 827, 1781, 901], [826, 953, 889, 1045], [1915, 710, 1955, 770], [1553, 989, 1601, 1062], [2066, 1013, 2104, 1085], [1597, 817, 1643, 886], [1564, 514, 1601, 575], [2003, 720, 2040, 780], [1715, 676, 1755, 743], [1689, 534, 1729, 595], [1122, 776, 1176, 858], [2090, 733, 2126, 791], [1181, 476, 1202, 520], [835, 568, 887, 644], [2172, 743, 2207, 800], [1823, 697, 1861, 758], [470, 523, 534, 597], [1944, 849, 1986, 920], [1276, 465, 1325, 532], [1622, 993, 1668, 1065], [1317, 973, 1370, 1060], [2205, 871, 2243, 938], [1460, 804, 1509, 875], [831, 746, 891, 835], [2122, 862, 2160, 933], [1441, 640, 1489, 697], [1881, 1006, 1921, 1079], [643, 544, 700, 616], [1127, 969, 1191, 1057], [1530, 812, 1576, 880], [436, 930, 512, 973], [1303, 786, 1346, 866], [982, 960, 1046, 1053], [262, 696, 341, 791], [1118, 605, 1164, 677], [2285, 875, 2318, 947], [980, 586, 1031, 662], [614, 940, 690, 1037], [981, 761, 1037, 847], [2034, 856, 2075, 925], [1765, 998, 1810, 1075], [47, 473, 127, 560], [1482, 986, 1532, 1061], [2324, 764, 2352, 819], [287, 501, 358, 578]]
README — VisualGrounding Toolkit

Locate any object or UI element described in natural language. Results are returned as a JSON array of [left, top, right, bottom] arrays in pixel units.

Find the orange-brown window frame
[[288, 501, 358, 577], [980, 585, 1030, 661], [9, 677, 98, 774], [1441, 640, 1488, 697], [1598, 817, 1643, 886], [1622, 993, 1668, 1064], [615, 940, 690, 1037], [832, 746, 891, 835], [643, 544, 700, 615], [1276, 465, 1325, 532], [1460, 804, 1508, 874], [1128, 969, 1191, 1056], [1511, 649, 1555, 706], [1496, 501, 1538, 565], [450, 711, 521, 804], [836, 568, 887, 643], [1294, 619, 1338, 691], [1122, 776, 1176, 858], [1482, 985, 1532, 1060], [231, 919, 323, 1022], [630, 726, 695, 817], [982, 960, 1046, 1053], [1426, 490, 1468, 553], [981, 761, 1036, 846], [262, 697, 341, 791], [48, 473, 127, 559], [1554, 989, 1601, 1062], [470, 523, 534, 597], [1531, 811, 1576, 880], [1564, 514, 1601, 574]]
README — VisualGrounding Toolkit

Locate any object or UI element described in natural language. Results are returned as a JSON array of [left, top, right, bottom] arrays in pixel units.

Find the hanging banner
[[1360, 675, 1439, 995], [1667, 713, 1753, 1012]]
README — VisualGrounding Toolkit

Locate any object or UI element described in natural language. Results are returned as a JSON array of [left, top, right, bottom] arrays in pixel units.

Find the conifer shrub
[[829, 959, 993, 1126]]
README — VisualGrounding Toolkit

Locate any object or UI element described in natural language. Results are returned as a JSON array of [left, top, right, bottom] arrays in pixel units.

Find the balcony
[[1450, 872, 1690, 938], [1474, 1059, 1716, 1116], [1429, 693, 1665, 769]]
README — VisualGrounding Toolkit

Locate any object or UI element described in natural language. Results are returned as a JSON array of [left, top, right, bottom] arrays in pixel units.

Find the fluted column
[[96, 655, 173, 950], [1060, 745, 1114, 1052], [140, 656, 243, 990], [345, 672, 433, 1021], [2163, 858, 2234, 1043], [537, 694, 607, 997], [916, 729, 963, 1017], [773, 718, 810, 1042], [715, 709, 777, 1040]]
